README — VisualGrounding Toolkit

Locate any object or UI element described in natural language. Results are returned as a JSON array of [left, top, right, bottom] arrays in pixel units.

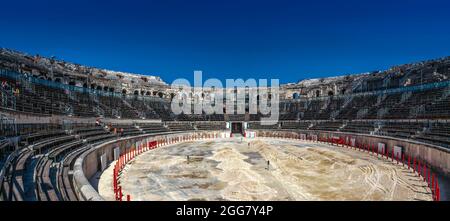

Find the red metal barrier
[[435, 179, 440, 201], [423, 164, 427, 182], [408, 155, 411, 169], [118, 186, 122, 201], [391, 149, 394, 162], [432, 173, 435, 192], [418, 160, 421, 177], [112, 132, 442, 202]]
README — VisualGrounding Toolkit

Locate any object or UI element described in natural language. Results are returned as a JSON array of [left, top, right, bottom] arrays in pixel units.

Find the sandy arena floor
[[98, 137, 433, 201]]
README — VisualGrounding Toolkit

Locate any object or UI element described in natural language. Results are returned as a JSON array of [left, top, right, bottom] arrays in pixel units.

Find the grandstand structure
[[0, 48, 449, 201]]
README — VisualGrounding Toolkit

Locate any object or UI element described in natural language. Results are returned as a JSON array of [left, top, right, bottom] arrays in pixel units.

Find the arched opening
[[341, 89, 346, 95], [96, 86, 102, 90], [122, 89, 127, 94], [91, 84, 96, 90], [328, 91, 334, 96], [82, 83, 88, 88], [158, 92, 164, 98], [315, 90, 320, 97], [109, 88, 115, 92], [146, 91, 151, 96], [134, 90, 139, 95], [103, 86, 109, 91], [292, 93, 299, 99], [141, 90, 145, 95], [170, 93, 175, 99], [153, 91, 158, 96]]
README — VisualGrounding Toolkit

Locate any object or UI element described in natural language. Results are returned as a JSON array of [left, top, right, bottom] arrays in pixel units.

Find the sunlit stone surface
[[99, 138, 432, 201]]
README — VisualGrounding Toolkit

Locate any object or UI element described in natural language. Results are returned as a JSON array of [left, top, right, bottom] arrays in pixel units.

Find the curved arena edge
[[72, 129, 450, 201]]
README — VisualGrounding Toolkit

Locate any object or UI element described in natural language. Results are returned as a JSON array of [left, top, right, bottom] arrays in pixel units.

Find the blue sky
[[1, 0, 450, 84]]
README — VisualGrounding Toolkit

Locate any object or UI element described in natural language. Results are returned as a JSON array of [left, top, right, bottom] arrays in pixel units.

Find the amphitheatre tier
[[99, 138, 432, 201]]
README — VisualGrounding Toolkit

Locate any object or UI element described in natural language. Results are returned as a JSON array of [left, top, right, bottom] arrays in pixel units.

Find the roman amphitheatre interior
[[0, 49, 449, 201]]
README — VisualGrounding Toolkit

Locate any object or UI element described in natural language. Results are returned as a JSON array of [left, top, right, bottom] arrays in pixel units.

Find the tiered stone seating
[[166, 122, 194, 131], [420, 89, 450, 119], [248, 122, 279, 130], [111, 124, 142, 137], [126, 97, 161, 119], [196, 122, 226, 130], [309, 121, 343, 131], [99, 96, 139, 119], [227, 114, 245, 121], [138, 123, 169, 134], [337, 95, 377, 120], [376, 121, 425, 139], [315, 97, 344, 120], [386, 88, 444, 119], [279, 113, 298, 120], [280, 121, 310, 130], [301, 100, 324, 120], [340, 121, 375, 134], [177, 114, 207, 121], [414, 122, 450, 148]]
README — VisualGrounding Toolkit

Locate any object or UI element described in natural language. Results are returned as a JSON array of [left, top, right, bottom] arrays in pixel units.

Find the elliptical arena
[[0, 49, 449, 201]]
